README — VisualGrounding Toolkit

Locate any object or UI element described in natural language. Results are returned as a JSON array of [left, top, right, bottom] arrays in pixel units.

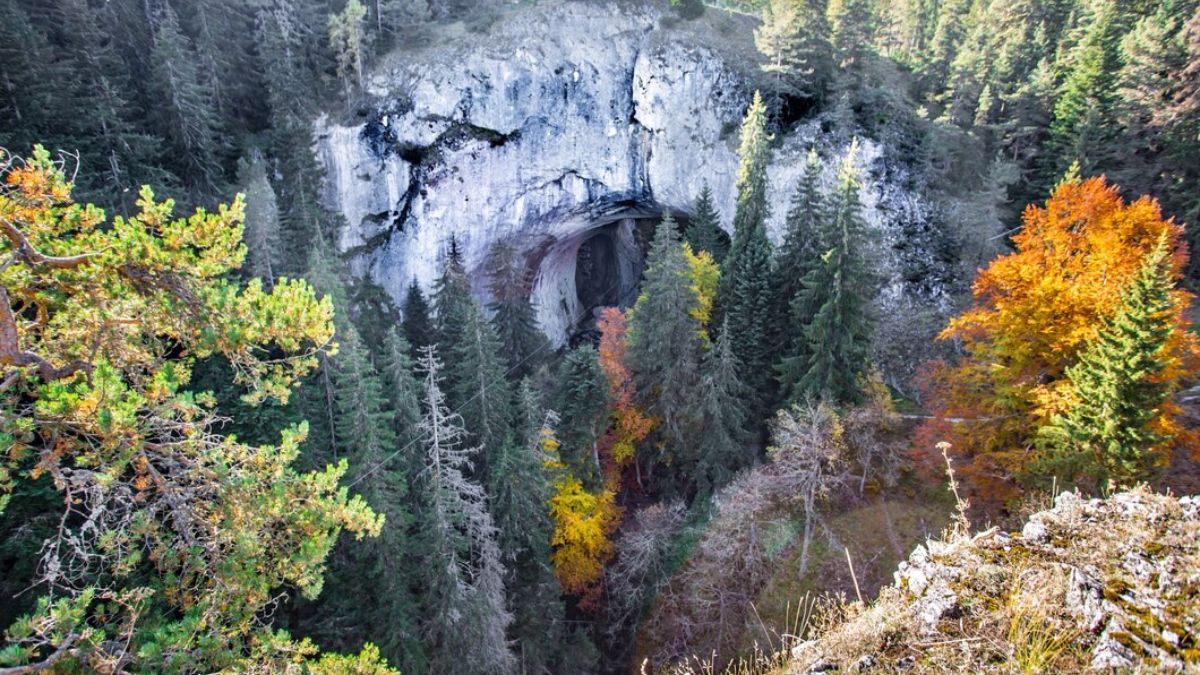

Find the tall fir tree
[[725, 218, 777, 417], [553, 345, 610, 488], [433, 237, 473, 362], [486, 241, 549, 379], [449, 298, 515, 471], [692, 320, 754, 493], [773, 147, 827, 372], [413, 347, 516, 675], [628, 212, 707, 475], [684, 183, 729, 265], [1045, 0, 1124, 183], [402, 278, 436, 356], [380, 327, 423, 449], [755, 0, 834, 109], [146, 0, 224, 198], [322, 325, 424, 669], [715, 91, 773, 331], [487, 382, 571, 674], [792, 141, 874, 403], [1037, 237, 1187, 488], [828, 0, 876, 70], [237, 148, 283, 286]]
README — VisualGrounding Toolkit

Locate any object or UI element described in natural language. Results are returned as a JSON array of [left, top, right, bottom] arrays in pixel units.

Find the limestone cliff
[[316, 1, 938, 344]]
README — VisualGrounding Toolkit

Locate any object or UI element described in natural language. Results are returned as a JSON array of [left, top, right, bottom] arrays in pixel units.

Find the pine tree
[[146, 0, 224, 197], [433, 237, 473, 362], [237, 148, 283, 286], [402, 278, 436, 356], [773, 148, 826, 362], [328, 0, 367, 98], [828, 0, 876, 70], [692, 320, 754, 493], [323, 325, 423, 668], [1046, 0, 1124, 181], [715, 91, 772, 331], [754, 0, 834, 108], [628, 212, 707, 471], [449, 298, 514, 469], [553, 346, 610, 487], [487, 382, 571, 674], [380, 327, 423, 451], [1037, 238, 1185, 488], [486, 242, 549, 379], [725, 220, 777, 416], [794, 141, 874, 403], [413, 347, 516, 675], [684, 184, 729, 265]]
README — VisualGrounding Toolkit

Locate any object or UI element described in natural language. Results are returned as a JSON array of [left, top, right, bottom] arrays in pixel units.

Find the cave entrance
[[575, 228, 622, 311]]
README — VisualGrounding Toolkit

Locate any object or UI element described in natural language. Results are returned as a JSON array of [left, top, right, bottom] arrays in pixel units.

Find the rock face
[[316, 1, 936, 344]]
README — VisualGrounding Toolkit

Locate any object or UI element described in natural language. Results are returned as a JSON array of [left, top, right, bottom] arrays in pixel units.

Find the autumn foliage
[[915, 176, 1198, 502], [597, 307, 657, 465]]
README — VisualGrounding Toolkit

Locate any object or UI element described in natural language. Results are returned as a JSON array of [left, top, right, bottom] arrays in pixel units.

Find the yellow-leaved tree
[[0, 147, 391, 672]]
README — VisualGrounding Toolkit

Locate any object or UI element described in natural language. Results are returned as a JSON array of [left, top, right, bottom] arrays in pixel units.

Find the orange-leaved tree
[[915, 176, 1198, 503], [597, 306, 656, 465]]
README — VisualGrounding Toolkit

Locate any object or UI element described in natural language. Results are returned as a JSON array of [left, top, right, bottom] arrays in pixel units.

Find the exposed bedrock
[[316, 2, 940, 345]]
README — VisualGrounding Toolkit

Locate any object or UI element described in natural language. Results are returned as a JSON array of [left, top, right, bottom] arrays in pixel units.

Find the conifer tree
[[486, 241, 549, 379], [793, 141, 873, 403], [773, 148, 826, 359], [755, 0, 834, 107], [237, 148, 283, 286], [828, 0, 876, 69], [684, 184, 729, 265], [328, 0, 367, 97], [433, 237, 473, 366], [320, 325, 424, 669], [1037, 238, 1186, 488], [380, 326, 424, 466], [1046, 0, 1123, 181], [402, 278, 436, 355], [628, 212, 707, 466], [450, 298, 514, 468], [715, 91, 772, 333], [414, 347, 516, 675], [553, 346, 610, 487], [487, 383, 571, 674], [692, 320, 754, 493], [725, 220, 777, 415], [146, 0, 224, 197]]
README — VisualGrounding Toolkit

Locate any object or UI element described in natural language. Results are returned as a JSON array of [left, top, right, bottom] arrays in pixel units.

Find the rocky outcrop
[[316, 2, 938, 344], [784, 488, 1200, 673]]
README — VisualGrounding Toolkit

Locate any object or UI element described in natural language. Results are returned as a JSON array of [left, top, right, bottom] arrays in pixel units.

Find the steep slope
[[779, 488, 1199, 673], [315, 1, 941, 344]]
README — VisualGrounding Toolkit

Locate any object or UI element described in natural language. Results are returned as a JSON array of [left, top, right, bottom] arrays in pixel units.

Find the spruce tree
[[325, 325, 424, 669], [794, 141, 874, 403], [487, 382, 570, 674], [1046, 0, 1123, 182], [402, 278, 436, 356], [773, 148, 826, 364], [828, 0, 876, 69], [1037, 238, 1183, 488], [628, 212, 707, 467], [725, 220, 777, 416], [714, 91, 773, 332], [553, 345, 610, 487], [692, 320, 754, 493], [413, 347, 516, 675], [449, 298, 514, 469], [146, 0, 224, 197], [380, 326, 423, 451], [754, 0, 834, 107], [237, 148, 283, 286], [486, 242, 549, 379], [684, 184, 729, 265]]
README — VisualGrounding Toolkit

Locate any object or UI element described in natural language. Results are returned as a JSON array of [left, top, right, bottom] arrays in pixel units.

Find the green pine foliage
[[486, 242, 550, 379], [692, 320, 754, 493], [684, 184, 730, 265], [402, 278, 436, 356], [553, 346, 610, 488], [755, 0, 834, 106], [792, 141, 874, 404], [449, 298, 515, 469], [1036, 238, 1184, 488], [433, 237, 472, 365], [773, 147, 826, 378]]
